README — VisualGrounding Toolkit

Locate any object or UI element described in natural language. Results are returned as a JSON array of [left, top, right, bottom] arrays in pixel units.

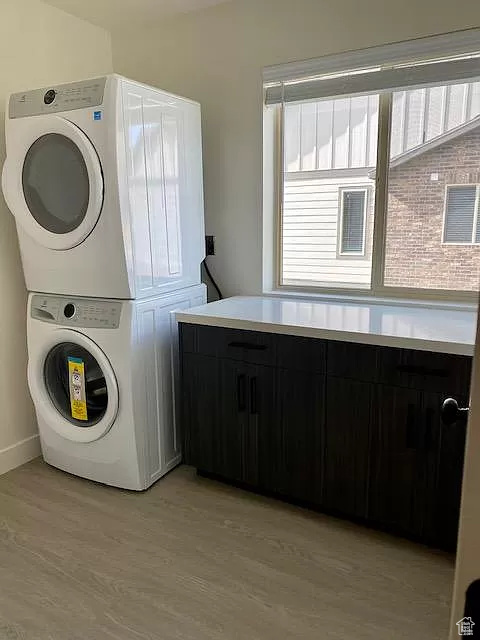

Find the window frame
[[269, 86, 480, 303], [442, 184, 480, 246], [337, 186, 370, 258]]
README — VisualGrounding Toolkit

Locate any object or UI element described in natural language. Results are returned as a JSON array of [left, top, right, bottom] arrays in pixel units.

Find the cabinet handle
[[250, 377, 258, 415], [396, 364, 448, 378], [237, 374, 246, 412], [406, 403, 416, 449], [228, 341, 267, 351]]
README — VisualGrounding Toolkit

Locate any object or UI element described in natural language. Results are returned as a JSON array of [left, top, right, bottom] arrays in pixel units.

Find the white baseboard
[[0, 434, 41, 475]]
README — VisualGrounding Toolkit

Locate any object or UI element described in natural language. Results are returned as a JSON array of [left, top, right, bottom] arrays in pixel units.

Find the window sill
[[263, 288, 478, 313]]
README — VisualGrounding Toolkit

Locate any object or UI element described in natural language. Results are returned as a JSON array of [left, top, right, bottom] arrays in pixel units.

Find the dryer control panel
[[30, 295, 122, 329], [9, 77, 107, 119]]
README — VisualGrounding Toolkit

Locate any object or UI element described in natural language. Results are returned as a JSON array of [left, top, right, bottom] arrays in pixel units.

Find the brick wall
[[384, 128, 480, 291]]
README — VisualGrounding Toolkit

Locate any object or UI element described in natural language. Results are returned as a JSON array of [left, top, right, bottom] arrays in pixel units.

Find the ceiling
[[43, 0, 233, 30]]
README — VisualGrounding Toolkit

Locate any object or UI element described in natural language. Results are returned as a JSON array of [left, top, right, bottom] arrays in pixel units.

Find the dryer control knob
[[64, 303, 76, 319], [44, 89, 56, 105]]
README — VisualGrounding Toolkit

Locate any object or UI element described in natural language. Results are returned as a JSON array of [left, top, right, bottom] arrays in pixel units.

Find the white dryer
[[26, 285, 206, 490], [2, 75, 205, 299]]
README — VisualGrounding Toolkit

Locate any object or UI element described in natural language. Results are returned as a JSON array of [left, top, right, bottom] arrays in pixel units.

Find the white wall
[[112, 0, 480, 297], [0, 0, 112, 473]]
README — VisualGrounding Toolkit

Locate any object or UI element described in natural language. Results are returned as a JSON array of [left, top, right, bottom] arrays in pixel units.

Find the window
[[339, 189, 368, 255], [443, 185, 480, 244], [265, 29, 480, 299]]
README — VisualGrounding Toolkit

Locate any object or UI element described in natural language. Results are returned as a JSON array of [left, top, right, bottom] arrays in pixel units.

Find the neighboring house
[[283, 82, 480, 288], [385, 121, 480, 291]]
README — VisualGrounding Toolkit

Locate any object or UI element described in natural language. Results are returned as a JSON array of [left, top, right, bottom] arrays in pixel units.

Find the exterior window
[[339, 189, 367, 255], [266, 33, 480, 299], [443, 186, 479, 244]]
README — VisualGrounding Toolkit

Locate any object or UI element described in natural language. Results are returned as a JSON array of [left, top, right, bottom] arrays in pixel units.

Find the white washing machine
[[26, 285, 206, 490], [2, 75, 205, 299]]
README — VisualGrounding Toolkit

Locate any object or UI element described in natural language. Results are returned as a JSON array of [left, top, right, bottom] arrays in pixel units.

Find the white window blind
[[264, 29, 480, 105], [340, 190, 366, 254], [444, 185, 479, 243]]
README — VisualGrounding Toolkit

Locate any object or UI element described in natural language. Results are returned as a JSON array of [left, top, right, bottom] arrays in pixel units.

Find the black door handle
[[441, 398, 469, 426], [237, 374, 246, 412]]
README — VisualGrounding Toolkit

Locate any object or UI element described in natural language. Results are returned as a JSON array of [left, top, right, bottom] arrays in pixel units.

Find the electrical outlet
[[205, 235, 215, 256]]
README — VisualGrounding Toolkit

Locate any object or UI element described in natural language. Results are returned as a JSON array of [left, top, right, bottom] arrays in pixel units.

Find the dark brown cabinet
[[369, 385, 437, 538], [267, 369, 324, 503], [182, 352, 222, 477], [182, 349, 275, 487], [323, 377, 373, 519], [180, 323, 471, 550], [429, 391, 468, 550]]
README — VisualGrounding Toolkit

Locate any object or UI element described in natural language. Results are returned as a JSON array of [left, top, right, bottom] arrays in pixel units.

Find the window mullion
[[473, 185, 480, 244], [277, 103, 285, 286], [371, 92, 392, 293]]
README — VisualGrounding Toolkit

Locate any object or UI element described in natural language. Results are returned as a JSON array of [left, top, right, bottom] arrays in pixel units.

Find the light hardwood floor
[[0, 459, 453, 639]]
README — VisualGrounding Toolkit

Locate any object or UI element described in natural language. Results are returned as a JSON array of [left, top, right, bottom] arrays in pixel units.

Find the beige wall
[[0, 0, 112, 472], [112, 0, 480, 297]]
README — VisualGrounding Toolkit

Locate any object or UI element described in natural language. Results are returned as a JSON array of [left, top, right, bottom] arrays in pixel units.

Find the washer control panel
[[31, 294, 122, 329], [9, 77, 106, 119]]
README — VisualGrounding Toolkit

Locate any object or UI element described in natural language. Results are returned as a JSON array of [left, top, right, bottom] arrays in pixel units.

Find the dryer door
[[28, 329, 119, 443], [2, 115, 103, 250]]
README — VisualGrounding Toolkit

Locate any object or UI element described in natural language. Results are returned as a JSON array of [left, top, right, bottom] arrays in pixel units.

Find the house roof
[[390, 116, 480, 170], [367, 115, 480, 179]]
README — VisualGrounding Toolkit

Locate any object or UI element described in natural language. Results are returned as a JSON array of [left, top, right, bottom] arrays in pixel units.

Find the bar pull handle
[[396, 364, 448, 378], [228, 341, 267, 351]]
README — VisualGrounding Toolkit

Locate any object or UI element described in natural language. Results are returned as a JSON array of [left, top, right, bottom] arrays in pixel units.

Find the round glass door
[[44, 342, 108, 427], [2, 115, 104, 250], [22, 134, 90, 234]]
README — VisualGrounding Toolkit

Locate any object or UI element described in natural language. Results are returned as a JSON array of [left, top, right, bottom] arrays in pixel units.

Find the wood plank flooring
[[0, 459, 453, 639]]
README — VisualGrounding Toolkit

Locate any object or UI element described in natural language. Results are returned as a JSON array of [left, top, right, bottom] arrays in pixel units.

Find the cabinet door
[[424, 391, 467, 551], [323, 377, 373, 518], [182, 353, 222, 474], [369, 385, 437, 538], [245, 364, 276, 487], [217, 359, 248, 483], [182, 353, 275, 486], [260, 369, 324, 503]]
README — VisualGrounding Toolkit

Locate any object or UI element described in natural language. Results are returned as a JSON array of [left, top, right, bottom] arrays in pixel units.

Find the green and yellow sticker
[[68, 357, 88, 421]]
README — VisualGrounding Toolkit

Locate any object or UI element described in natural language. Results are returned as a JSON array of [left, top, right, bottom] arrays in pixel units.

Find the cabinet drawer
[[276, 334, 326, 373], [378, 347, 472, 394], [186, 324, 276, 366], [327, 341, 379, 382]]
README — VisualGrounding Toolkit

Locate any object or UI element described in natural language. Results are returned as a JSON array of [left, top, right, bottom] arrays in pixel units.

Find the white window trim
[[263, 30, 480, 305], [337, 187, 369, 258], [442, 184, 480, 245]]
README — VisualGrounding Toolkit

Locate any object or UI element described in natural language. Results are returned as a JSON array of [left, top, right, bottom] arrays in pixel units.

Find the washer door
[[2, 116, 104, 250], [28, 329, 118, 443]]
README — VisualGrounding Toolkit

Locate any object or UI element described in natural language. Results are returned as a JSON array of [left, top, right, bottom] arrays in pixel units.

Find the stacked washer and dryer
[[2, 75, 206, 490]]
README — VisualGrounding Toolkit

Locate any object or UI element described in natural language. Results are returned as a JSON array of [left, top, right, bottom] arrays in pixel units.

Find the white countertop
[[176, 296, 477, 356]]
